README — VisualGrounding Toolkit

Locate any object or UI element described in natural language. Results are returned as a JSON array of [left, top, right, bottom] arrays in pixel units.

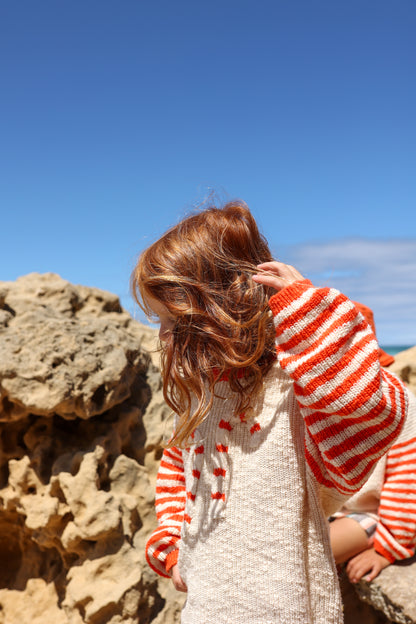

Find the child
[[330, 303, 416, 584], [132, 202, 407, 624]]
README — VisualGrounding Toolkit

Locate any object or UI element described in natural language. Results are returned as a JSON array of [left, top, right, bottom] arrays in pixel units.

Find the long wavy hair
[[131, 201, 276, 448]]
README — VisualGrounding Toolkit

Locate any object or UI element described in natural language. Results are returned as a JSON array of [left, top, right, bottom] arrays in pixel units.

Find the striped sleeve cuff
[[166, 549, 179, 573], [374, 522, 415, 562]]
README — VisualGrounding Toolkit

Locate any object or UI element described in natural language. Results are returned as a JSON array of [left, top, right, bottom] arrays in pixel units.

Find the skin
[[252, 261, 305, 290], [330, 517, 390, 582], [172, 564, 188, 592], [150, 261, 305, 593], [345, 546, 390, 583], [330, 516, 369, 564]]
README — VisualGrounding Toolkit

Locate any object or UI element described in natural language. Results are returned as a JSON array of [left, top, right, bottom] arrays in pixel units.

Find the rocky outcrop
[[0, 273, 183, 624], [390, 346, 416, 396], [0, 273, 151, 421], [340, 557, 416, 624], [355, 556, 416, 623], [0, 272, 415, 623]]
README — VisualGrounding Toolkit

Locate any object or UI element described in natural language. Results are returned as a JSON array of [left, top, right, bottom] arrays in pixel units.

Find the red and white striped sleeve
[[373, 392, 416, 562], [374, 436, 416, 561], [145, 446, 186, 578], [269, 280, 408, 496]]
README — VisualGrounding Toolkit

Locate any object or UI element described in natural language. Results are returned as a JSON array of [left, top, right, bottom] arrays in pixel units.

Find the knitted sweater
[[145, 281, 407, 624], [339, 386, 416, 563]]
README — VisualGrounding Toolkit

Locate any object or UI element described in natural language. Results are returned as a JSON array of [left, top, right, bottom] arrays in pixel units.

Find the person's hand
[[171, 564, 188, 592], [345, 546, 390, 583], [252, 261, 305, 293]]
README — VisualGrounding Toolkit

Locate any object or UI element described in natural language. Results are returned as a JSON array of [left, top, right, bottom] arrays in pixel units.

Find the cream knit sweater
[[146, 281, 407, 623]]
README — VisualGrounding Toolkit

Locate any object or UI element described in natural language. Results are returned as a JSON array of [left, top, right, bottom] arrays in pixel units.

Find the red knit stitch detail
[[211, 492, 226, 501], [250, 422, 261, 435], [216, 444, 228, 452], [187, 492, 196, 501], [219, 419, 233, 431], [213, 468, 226, 477], [192, 469, 201, 479], [194, 445, 204, 454], [184, 514, 192, 524]]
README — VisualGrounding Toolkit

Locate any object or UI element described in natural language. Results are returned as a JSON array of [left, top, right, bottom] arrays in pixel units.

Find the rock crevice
[[0, 273, 182, 624], [0, 273, 414, 623]]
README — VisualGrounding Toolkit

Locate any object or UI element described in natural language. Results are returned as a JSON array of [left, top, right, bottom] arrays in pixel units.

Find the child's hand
[[252, 261, 305, 293], [345, 546, 390, 583], [171, 564, 188, 592]]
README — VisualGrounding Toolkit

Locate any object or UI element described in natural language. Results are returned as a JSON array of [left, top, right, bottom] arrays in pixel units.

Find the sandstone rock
[[0, 273, 150, 421], [0, 274, 414, 624], [339, 569, 390, 624], [390, 346, 416, 395], [0, 578, 82, 624], [340, 557, 416, 624], [0, 273, 179, 623], [355, 556, 416, 623]]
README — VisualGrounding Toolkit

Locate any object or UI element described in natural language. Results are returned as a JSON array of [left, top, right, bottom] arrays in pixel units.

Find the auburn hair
[[131, 200, 276, 448]]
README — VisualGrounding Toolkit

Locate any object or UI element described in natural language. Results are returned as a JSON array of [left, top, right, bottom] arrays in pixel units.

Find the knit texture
[[146, 281, 407, 624], [339, 387, 416, 563]]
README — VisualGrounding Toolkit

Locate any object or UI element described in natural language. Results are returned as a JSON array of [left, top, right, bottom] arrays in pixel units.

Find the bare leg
[[330, 517, 369, 564]]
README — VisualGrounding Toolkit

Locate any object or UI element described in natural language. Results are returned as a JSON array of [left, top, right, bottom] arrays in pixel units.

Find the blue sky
[[1, 1, 415, 344]]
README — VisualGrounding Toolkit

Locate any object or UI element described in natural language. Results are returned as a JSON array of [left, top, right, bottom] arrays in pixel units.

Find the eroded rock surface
[[390, 346, 416, 396], [0, 273, 151, 420], [340, 557, 416, 624], [0, 273, 183, 624], [355, 556, 416, 623], [0, 273, 414, 624]]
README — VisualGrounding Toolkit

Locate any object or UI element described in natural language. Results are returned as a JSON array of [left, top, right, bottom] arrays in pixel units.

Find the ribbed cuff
[[373, 543, 396, 564], [165, 549, 179, 573]]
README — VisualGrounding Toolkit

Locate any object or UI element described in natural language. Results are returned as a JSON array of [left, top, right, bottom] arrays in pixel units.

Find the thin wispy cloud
[[280, 238, 416, 346]]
